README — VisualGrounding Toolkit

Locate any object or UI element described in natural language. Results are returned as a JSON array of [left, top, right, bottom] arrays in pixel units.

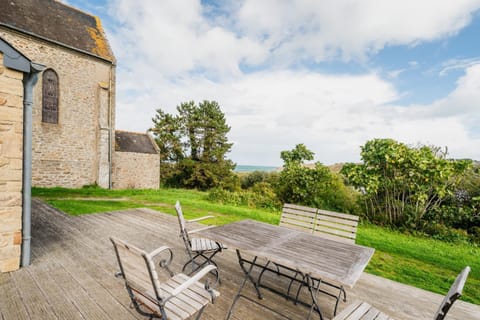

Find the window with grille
[[42, 69, 59, 124]]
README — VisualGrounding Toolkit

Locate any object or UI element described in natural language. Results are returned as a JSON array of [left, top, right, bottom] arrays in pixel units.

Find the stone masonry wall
[[0, 53, 24, 272], [112, 151, 160, 189], [0, 28, 115, 188]]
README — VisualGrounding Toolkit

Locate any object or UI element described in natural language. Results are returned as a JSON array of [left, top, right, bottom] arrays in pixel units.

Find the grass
[[357, 224, 479, 304], [32, 186, 480, 304]]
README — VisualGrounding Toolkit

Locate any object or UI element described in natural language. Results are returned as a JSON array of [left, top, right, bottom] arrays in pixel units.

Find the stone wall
[[0, 53, 24, 272], [0, 28, 115, 188], [112, 151, 160, 189]]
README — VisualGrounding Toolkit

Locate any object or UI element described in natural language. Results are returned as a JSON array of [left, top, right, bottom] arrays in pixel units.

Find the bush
[[239, 171, 280, 189], [277, 161, 360, 214], [207, 183, 281, 210], [422, 223, 470, 244], [341, 139, 472, 227]]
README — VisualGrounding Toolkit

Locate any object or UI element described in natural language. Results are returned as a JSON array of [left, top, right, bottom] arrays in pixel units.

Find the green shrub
[[207, 184, 281, 211], [421, 223, 470, 244], [240, 171, 280, 189]]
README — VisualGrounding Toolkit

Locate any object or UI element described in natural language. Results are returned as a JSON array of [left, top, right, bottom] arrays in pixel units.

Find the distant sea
[[235, 165, 279, 172]]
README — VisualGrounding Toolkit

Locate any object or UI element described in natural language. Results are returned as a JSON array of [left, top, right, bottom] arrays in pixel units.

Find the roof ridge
[[0, 0, 115, 62], [115, 129, 150, 136], [52, 0, 98, 20]]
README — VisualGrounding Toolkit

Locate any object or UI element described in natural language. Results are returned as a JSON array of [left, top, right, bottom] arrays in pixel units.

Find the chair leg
[[183, 251, 222, 283], [195, 306, 206, 320]]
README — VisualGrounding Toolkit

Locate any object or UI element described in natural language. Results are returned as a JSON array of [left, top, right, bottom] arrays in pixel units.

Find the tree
[[150, 109, 183, 162], [341, 139, 471, 227], [151, 100, 237, 190], [277, 144, 358, 213]]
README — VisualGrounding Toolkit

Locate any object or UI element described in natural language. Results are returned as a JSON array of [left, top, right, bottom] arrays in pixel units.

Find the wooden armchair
[[111, 236, 219, 320], [175, 201, 225, 278], [333, 266, 471, 320]]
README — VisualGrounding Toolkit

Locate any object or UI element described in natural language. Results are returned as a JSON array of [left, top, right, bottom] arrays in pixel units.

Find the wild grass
[[32, 186, 479, 304]]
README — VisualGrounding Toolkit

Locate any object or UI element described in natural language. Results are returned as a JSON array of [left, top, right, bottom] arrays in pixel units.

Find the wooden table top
[[196, 219, 375, 288]]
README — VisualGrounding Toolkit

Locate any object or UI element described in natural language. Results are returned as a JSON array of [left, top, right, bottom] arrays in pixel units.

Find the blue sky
[[66, 0, 480, 166]]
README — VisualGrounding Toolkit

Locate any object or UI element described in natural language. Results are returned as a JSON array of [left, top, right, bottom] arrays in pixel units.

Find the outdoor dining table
[[196, 219, 375, 320]]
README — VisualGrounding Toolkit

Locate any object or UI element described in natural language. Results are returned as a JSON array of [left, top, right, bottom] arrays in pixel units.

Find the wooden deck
[[0, 199, 479, 320]]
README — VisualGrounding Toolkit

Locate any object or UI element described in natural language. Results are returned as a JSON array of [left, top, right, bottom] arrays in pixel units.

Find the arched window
[[42, 69, 59, 124]]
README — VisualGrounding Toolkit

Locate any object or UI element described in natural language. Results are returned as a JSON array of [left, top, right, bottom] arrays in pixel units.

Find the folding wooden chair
[[333, 266, 471, 320], [111, 236, 219, 320], [175, 201, 225, 278]]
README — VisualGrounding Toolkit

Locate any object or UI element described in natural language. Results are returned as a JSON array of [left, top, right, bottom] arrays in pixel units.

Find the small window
[[42, 69, 59, 124]]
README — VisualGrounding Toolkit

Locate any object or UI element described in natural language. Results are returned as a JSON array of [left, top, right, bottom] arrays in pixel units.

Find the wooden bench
[[279, 203, 360, 243], [277, 203, 361, 315], [333, 266, 471, 320]]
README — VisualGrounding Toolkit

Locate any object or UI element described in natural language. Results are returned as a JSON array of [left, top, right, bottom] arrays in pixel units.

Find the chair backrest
[[175, 201, 192, 250], [434, 266, 471, 320], [110, 237, 163, 302], [279, 203, 359, 243], [314, 208, 359, 243], [280, 203, 317, 232]]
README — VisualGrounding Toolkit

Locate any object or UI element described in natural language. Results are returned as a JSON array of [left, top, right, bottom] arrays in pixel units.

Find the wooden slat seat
[[190, 238, 222, 252], [110, 236, 219, 320], [277, 203, 361, 315], [333, 267, 471, 320], [333, 301, 394, 320], [175, 201, 225, 278]]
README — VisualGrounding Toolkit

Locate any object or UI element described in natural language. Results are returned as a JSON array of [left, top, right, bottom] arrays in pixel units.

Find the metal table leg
[[305, 274, 324, 320], [225, 250, 262, 320]]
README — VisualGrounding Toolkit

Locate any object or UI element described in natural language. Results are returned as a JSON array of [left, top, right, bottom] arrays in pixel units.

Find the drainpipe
[[108, 64, 115, 189], [21, 62, 44, 267]]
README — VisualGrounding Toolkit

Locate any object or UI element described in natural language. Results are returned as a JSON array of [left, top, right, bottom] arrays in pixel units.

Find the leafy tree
[[150, 109, 183, 162], [151, 100, 237, 190], [341, 139, 471, 227], [277, 144, 358, 213]]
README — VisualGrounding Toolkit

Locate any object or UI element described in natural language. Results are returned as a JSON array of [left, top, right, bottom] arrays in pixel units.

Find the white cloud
[[106, 0, 480, 165], [115, 64, 480, 166], [108, 0, 480, 78], [439, 57, 480, 76], [115, 70, 400, 164], [235, 0, 480, 63], [108, 0, 266, 78]]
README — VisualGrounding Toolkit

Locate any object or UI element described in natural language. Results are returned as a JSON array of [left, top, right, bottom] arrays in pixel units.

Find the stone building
[[113, 131, 160, 189], [0, 0, 160, 273], [0, 37, 43, 272], [0, 0, 116, 188]]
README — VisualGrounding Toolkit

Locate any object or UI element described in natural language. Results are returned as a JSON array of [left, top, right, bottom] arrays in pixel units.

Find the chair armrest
[[189, 225, 215, 234], [146, 246, 174, 276], [187, 215, 214, 223], [146, 246, 172, 259], [171, 264, 217, 297]]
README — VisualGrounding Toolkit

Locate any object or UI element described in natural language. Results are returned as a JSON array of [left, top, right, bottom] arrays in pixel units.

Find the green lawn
[[32, 187, 480, 304]]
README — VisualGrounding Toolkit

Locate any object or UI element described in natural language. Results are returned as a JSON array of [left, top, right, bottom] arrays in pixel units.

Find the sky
[[65, 0, 480, 166]]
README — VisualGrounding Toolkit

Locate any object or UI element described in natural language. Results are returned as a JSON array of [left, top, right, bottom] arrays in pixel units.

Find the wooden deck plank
[[0, 272, 30, 320], [10, 269, 59, 320], [25, 261, 86, 320], [31, 202, 143, 320], [30, 217, 123, 320], [1, 199, 478, 320]]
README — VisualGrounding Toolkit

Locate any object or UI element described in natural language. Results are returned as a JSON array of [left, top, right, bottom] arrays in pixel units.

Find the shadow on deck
[[0, 199, 478, 320]]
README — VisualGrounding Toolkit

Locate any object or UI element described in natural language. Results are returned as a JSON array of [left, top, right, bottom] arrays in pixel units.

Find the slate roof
[[0, 0, 115, 62], [115, 131, 159, 154]]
